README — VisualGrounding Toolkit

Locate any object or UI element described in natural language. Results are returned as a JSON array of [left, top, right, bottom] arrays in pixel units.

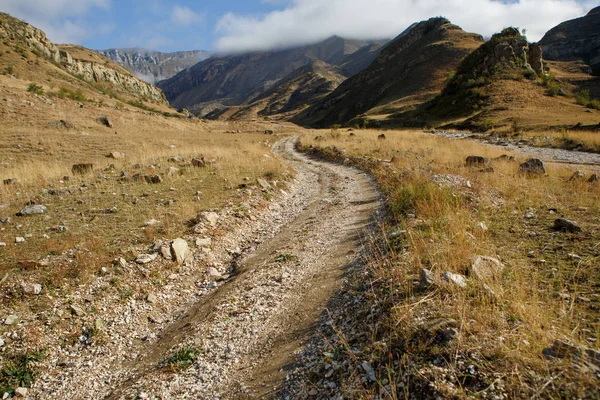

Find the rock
[[553, 218, 581, 233], [107, 151, 124, 159], [257, 178, 271, 190], [442, 272, 467, 288], [207, 267, 222, 280], [69, 305, 85, 317], [96, 116, 113, 128], [431, 174, 472, 189], [495, 154, 515, 162], [361, 361, 376, 382], [527, 43, 544, 74], [4, 315, 18, 325], [465, 155, 489, 167], [378, 134, 386, 140], [519, 158, 546, 176], [147, 293, 158, 304], [196, 238, 212, 247], [170, 238, 189, 265], [0, 243, 5, 247], [389, 230, 407, 239], [588, 174, 598, 184], [470, 256, 504, 282], [524, 212, 535, 219], [72, 163, 94, 175], [144, 175, 163, 184], [543, 339, 600, 372], [17, 204, 47, 216], [21, 283, 42, 295], [420, 268, 436, 288], [569, 170, 586, 181], [136, 253, 158, 264], [14, 387, 27, 398], [475, 222, 488, 232], [191, 157, 206, 168], [159, 245, 172, 260], [264, 129, 274, 134], [168, 167, 180, 176], [15, 237, 25, 243], [199, 211, 219, 227], [3, 178, 19, 185], [0, 217, 10, 223], [148, 313, 164, 324], [144, 219, 161, 227], [0, 337, 4, 347], [169, 156, 184, 163]]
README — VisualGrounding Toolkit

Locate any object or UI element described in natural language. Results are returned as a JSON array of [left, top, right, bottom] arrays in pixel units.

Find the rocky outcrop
[[0, 12, 167, 104], [540, 6, 600, 75], [293, 18, 484, 128], [99, 48, 212, 83]]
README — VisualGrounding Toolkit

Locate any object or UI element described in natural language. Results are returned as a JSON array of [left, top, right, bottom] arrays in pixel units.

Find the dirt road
[[35, 135, 380, 399]]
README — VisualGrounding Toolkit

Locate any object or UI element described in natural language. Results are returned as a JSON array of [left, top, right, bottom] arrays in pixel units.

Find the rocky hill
[[293, 18, 484, 128], [99, 48, 212, 83], [540, 6, 600, 75], [157, 36, 387, 115], [0, 12, 168, 105]]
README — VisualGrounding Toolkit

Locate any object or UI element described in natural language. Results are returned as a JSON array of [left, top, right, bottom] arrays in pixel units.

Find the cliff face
[[540, 6, 600, 75], [0, 13, 167, 104], [293, 18, 484, 127], [99, 48, 212, 83]]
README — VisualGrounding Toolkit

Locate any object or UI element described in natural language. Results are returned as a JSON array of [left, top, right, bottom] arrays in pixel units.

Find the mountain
[[293, 18, 484, 128], [0, 12, 169, 107], [540, 6, 600, 75], [157, 36, 387, 115], [99, 48, 212, 83]]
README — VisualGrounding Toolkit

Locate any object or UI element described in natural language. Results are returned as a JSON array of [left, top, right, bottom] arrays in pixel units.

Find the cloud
[[170, 5, 204, 27], [1, 0, 111, 43], [215, 0, 594, 54]]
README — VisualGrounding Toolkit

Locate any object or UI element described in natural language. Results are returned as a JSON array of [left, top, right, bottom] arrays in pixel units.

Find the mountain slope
[[540, 6, 600, 75], [0, 12, 169, 106], [157, 36, 387, 115], [99, 48, 212, 83], [293, 18, 484, 128], [222, 60, 347, 121]]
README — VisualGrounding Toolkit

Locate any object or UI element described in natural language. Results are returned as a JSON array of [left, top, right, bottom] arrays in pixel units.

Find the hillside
[[157, 36, 387, 116], [99, 48, 212, 83], [293, 18, 484, 128], [218, 60, 347, 121], [396, 27, 600, 131], [0, 12, 169, 108], [540, 6, 600, 75]]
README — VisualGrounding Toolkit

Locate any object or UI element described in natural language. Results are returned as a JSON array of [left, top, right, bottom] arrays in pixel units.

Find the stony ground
[[15, 136, 379, 399]]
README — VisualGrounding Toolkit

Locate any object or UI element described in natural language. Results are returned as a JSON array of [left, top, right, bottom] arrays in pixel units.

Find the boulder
[[170, 238, 190, 265], [465, 155, 489, 167], [72, 163, 94, 175], [553, 218, 581, 233], [159, 244, 172, 260], [470, 256, 504, 282], [96, 116, 113, 128], [17, 204, 47, 216], [519, 158, 546, 176], [527, 43, 544, 74]]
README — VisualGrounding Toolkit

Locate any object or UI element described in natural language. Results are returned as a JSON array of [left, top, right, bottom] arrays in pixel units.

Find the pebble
[[15, 237, 25, 243]]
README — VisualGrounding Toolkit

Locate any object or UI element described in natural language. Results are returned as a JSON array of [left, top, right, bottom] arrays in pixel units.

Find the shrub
[[55, 87, 87, 102], [161, 346, 199, 371], [0, 351, 45, 394], [27, 83, 44, 95]]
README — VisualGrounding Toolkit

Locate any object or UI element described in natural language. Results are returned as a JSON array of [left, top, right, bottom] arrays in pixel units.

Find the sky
[[0, 0, 597, 54]]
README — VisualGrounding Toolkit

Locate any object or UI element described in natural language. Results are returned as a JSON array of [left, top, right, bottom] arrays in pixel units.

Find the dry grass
[[299, 129, 600, 398], [520, 129, 600, 153]]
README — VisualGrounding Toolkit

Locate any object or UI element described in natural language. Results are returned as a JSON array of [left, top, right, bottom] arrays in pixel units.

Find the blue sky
[[0, 0, 596, 54]]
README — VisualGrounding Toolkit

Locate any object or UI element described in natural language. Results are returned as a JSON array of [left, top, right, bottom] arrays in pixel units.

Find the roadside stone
[[553, 218, 582, 233], [147, 293, 158, 304], [196, 237, 212, 247], [69, 305, 85, 317], [17, 204, 47, 216], [442, 271, 468, 288], [519, 158, 546, 176], [170, 238, 190, 265], [470, 256, 504, 282], [4, 315, 18, 325], [159, 245, 172, 260], [420, 268, 436, 288], [136, 253, 158, 264], [199, 211, 219, 227]]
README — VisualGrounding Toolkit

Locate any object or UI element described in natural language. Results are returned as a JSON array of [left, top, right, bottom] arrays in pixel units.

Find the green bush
[[54, 87, 87, 102], [27, 83, 44, 95], [0, 351, 45, 394], [161, 346, 199, 371]]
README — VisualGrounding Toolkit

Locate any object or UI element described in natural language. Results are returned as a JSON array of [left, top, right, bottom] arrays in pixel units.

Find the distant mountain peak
[[588, 6, 600, 16]]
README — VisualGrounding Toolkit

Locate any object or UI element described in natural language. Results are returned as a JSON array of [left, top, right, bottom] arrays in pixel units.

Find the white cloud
[[0, 0, 111, 43], [170, 6, 204, 27], [215, 0, 595, 54]]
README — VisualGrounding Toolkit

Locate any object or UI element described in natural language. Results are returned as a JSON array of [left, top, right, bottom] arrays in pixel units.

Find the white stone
[[147, 293, 158, 304], [136, 253, 158, 264], [4, 315, 18, 325], [442, 272, 468, 288], [15, 237, 25, 243], [14, 387, 27, 398], [199, 212, 219, 227], [170, 238, 189, 265], [195, 237, 212, 247]]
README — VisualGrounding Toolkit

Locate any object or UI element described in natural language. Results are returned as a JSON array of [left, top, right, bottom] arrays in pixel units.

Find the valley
[[0, 5, 599, 400]]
